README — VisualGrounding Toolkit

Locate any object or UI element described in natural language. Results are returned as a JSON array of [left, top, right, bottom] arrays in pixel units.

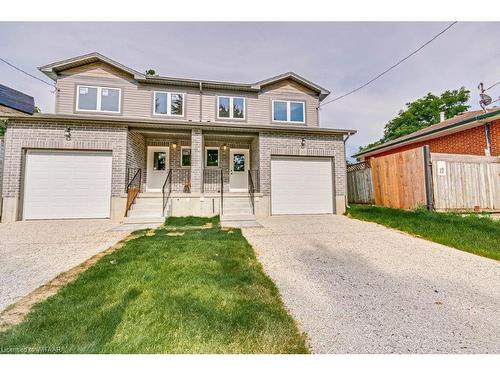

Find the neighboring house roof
[[39, 52, 331, 100], [354, 108, 500, 158], [0, 84, 35, 115]]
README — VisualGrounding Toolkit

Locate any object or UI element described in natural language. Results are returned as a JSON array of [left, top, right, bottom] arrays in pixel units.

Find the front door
[[229, 148, 249, 192], [147, 146, 169, 191]]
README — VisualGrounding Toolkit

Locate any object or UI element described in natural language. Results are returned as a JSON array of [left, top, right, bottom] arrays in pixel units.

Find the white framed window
[[272, 100, 305, 124], [205, 147, 220, 168], [154, 91, 185, 116], [181, 146, 191, 167], [76, 85, 121, 113], [217, 96, 245, 120]]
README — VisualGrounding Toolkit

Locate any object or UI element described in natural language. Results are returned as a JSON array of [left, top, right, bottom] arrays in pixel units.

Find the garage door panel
[[271, 157, 333, 215], [23, 151, 112, 220]]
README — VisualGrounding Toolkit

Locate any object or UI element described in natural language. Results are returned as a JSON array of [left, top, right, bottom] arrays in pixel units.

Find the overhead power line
[[0, 57, 55, 88], [320, 21, 458, 107], [485, 81, 500, 91]]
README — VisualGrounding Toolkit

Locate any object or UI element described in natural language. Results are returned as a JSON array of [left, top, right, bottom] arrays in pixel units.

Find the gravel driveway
[[0, 220, 128, 312], [243, 215, 500, 354]]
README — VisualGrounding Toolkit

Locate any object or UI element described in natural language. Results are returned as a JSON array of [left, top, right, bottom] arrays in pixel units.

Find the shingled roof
[[354, 108, 500, 158]]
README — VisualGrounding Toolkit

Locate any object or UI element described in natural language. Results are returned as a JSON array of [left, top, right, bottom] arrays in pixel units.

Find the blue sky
[[1, 22, 499, 159]]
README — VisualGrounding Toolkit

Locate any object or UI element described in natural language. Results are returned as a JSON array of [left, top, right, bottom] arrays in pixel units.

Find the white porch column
[[191, 128, 203, 193]]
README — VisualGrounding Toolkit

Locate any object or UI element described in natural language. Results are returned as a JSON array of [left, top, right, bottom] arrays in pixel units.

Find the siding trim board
[[5, 114, 356, 136]]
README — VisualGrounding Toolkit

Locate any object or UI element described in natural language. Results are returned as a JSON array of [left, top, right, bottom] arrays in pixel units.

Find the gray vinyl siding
[[54, 62, 321, 127]]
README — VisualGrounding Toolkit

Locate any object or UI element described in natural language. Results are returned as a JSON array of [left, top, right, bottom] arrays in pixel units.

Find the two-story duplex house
[[0, 53, 355, 225]]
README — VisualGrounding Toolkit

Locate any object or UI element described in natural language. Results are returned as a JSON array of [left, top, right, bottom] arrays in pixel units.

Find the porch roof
[[4, 113, 357, 136]]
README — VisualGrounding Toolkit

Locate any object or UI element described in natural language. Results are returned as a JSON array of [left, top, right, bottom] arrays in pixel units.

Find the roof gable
[[254, 72, 330, 100], [39, 53, 331, 99]]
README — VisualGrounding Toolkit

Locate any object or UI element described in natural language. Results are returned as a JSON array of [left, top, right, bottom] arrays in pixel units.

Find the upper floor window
[[272, 100, 305, 124], [217, 96, 245, 120], [154, 92, 184, 116], [76, 85, 121, 113]]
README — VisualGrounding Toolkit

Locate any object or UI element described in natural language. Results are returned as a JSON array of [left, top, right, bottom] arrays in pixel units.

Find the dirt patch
[[0, 234, 138, 332]]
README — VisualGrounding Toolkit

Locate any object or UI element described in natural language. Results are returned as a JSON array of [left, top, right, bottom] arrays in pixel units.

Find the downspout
[[343, 133, 351, 211], [199, 82, 203, 123], [484, 123, 492, 156]]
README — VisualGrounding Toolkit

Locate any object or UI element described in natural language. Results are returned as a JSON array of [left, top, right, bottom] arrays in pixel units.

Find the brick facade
[[258, 131, 346, 196], [490, 120, 500, 156], [2, 120, 128, 199], [366, 120, 500, 160]]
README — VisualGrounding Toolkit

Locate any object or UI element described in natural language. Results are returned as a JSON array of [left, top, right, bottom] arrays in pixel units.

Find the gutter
[[354, 109, 500, 158], [5, 113, 357, 136]]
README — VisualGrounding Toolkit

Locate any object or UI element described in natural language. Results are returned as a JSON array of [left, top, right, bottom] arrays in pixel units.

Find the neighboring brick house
[[1, 52, 355, 224], [355, 109, 500, 161]]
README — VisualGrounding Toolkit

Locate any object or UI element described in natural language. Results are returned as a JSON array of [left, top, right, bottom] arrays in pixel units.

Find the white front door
[[146, 146, 169, 191], [229, 148, 249, 192]]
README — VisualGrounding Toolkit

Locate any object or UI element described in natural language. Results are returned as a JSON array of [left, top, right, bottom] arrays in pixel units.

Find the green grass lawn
[[0, 216, 307, 354], [347, 205, 500, 261]]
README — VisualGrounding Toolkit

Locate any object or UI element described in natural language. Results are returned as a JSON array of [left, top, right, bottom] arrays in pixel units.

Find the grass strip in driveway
[[347, 205, 500, 260], [0, 216, 307, 354]]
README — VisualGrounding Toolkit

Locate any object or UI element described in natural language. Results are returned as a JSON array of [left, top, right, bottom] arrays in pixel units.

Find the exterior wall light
[[172, 142, 177, 149], [301, 138, 306, 147], [223, 144, 228, 151], [64, 127, 71, 141]]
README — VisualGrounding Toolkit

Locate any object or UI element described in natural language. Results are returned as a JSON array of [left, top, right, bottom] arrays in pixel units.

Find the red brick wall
[[490, 120, 500, 156], [366, 120, 500, 159]]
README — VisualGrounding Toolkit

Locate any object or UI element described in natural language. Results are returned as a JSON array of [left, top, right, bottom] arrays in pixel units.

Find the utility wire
[[485, 81, 500, 91], [320, 21, 458, 107], [0, 57, 55, 88]]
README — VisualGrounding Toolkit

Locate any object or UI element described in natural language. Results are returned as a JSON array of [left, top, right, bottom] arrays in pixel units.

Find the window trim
[[180, 146, 191, 168], [75, 85, 122, 114], [217, 96, 246, 120], [271, 100, 305, 124], [153, 91, 185, 117], [205, 147, 220, 168]]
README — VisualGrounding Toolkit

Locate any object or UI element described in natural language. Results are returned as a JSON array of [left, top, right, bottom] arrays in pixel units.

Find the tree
[[360, 87, 470, 152]]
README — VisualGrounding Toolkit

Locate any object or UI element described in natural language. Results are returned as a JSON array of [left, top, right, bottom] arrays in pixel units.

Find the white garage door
[[23, 150, 112, 219], [271, 156, 333, 215]]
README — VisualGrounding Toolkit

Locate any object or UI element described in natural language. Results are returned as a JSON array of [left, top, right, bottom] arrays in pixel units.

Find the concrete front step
[[220, 214, 256, 222], [224, 207, 253, 216], [128, 209, 164, 218], [220, 220, 262, 228], [122, 216, 166, 224]]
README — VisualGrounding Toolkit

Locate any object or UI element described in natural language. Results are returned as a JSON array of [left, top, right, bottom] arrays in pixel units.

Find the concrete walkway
[[243, 215, 500, 354], [0, 220, 128, 312]]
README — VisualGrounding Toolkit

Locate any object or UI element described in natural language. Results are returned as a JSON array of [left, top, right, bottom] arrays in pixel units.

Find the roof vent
[[439, 111, 446, 122]]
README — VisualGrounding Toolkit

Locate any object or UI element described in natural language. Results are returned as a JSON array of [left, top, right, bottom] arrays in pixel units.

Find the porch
[[124, 128, 261, 222]]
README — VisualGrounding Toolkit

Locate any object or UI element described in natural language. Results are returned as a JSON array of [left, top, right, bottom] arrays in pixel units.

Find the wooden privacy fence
[[370, 147, 428, 209], [431, 153, 500, 211], [347, 161, 374, 203], [347, 146, 500, 211]]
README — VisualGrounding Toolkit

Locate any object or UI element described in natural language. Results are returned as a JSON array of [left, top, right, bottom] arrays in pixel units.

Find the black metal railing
[[220, 168, 224, 215], [125, 168, 141, 216], [202, 168, 225, 215], [162, 170, 172, 217], [248, 170, 256, 215], [169, 169, 191, 193], [203, 168, 224, 193]]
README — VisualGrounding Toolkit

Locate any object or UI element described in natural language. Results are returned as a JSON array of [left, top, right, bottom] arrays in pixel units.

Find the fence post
[[423, 145, 434, 211]]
